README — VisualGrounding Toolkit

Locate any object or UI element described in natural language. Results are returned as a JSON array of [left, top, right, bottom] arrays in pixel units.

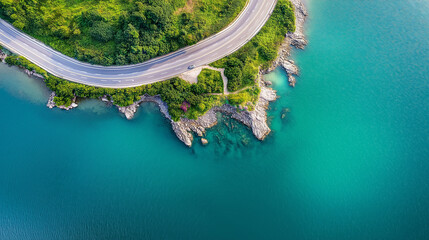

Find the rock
[[108, 0, 308, 147], [262, 0, 308, 90], [46, 92, 78, 110], [31, 71, 45, 79], [118, 103, 138, 120], [101, 96, 109, 102], [282, 60, 299, 75], [288, 75, 296, 87], [281, 108, 290, 119], [201, 138, 209, 145], [0, 49, 8, 63], [171, 108, 218, 147], [170, 79, 278, 145], [172, 122, 194, 147], [25, 69, 32, 76], [287, 0, 308, 49], [57, 100, 78, 110], [47, 92, 56, 109]]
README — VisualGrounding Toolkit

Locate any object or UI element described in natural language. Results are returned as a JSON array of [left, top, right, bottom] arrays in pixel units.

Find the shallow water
[[1, 0, 429, 239]]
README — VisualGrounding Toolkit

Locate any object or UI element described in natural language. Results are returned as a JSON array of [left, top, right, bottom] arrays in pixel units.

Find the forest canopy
[[0, 0, 246, 65], [2, 0, 296, 121]]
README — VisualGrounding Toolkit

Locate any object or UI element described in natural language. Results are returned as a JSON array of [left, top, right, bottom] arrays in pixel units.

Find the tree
[[80, 10, 104, 27], [258, 45, 277, 61], [90, 21, 113, 42]]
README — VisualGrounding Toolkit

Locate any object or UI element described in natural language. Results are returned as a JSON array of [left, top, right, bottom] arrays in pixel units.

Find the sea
[[0, 0, 428, 239]]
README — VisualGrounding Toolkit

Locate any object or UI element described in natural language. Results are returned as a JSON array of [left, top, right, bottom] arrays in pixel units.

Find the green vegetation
[[213, 0, 295, 92], [195, 69, 223, 94], [0, 0, 246, 65], [2, 0, 296, 121], [5, 55, 49, 78], [227, 86, 260, 111], [5, 54, 223, 121]]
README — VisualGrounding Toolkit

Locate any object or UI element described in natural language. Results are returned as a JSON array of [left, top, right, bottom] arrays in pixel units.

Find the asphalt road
[[0, 0, 277, 88]]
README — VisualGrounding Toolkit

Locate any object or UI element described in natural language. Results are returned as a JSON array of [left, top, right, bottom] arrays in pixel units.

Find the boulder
[[201, 138, 209, 145]]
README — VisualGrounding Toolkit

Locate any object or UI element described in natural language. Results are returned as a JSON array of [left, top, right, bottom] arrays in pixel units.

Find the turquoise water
[[1, 0, 429, 239]]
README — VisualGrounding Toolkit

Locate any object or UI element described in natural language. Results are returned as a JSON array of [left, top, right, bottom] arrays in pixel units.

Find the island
[[0, 0, 307, 146]]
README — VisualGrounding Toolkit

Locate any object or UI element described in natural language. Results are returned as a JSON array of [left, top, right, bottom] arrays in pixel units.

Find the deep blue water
[[1, 0, 429, 239]]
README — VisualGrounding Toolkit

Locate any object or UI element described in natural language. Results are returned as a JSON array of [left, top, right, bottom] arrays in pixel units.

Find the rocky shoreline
[[0, 49, 80, 111], [115, 80, 277, 147], [0, 0, 307, 147], [173, 0, 308, 146], [264, 0, 308, 86], [0, 49, 7, 63], [116, 0, 308, 147], [46, 92, 79, 110]]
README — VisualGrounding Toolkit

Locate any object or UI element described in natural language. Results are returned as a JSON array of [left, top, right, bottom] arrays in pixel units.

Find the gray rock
[[112, 0, 308, 147], [31, 71, 45, 79], [287, 0, 308, 49], [263, 0, 308, 90], [46, 92, 78, 110], [101, 96, 110, 102], [288, 75, 296, 87], [118, 103, 138, 120], [282, 60, 299, 75], [46, 92, 56, 109], [0, 49, 7, 62]]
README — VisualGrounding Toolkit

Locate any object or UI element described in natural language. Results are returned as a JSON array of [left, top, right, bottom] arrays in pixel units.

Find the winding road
[[0, 0, 277, 88]]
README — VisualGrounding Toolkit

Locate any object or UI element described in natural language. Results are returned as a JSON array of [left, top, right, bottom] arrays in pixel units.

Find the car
[[188, 65, 196, 70]]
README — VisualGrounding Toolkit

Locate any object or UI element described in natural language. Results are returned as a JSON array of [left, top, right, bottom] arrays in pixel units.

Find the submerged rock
[[171, 81, 277, 146], [281, 108, 291, 119], [82, 0, 308, 147], [116, 0, 311, 146], [117, 80, 277, 147]]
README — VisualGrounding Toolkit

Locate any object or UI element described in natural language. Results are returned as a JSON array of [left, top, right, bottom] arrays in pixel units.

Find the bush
[[258, 45, 277, 61], [0, 0, 247, 65], [195, 69, 223, 94], [90, 21, 114, 42], [212, 0, 295, 95]]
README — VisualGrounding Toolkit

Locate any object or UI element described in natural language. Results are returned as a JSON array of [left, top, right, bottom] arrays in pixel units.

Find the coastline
[[0, 0, 308, 147], [166, 0, 308, 146]]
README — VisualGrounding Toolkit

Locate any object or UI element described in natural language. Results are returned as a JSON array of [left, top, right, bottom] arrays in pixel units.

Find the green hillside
[[0, 0, 246, 65]]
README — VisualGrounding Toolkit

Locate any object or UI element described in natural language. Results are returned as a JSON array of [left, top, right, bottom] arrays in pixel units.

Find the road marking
[[0, 0, 278, 88]]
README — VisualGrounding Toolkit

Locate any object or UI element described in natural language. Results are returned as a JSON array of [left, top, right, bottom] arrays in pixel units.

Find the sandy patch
[[179, 65, 230, 95], [179, 66, 204, 84]]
